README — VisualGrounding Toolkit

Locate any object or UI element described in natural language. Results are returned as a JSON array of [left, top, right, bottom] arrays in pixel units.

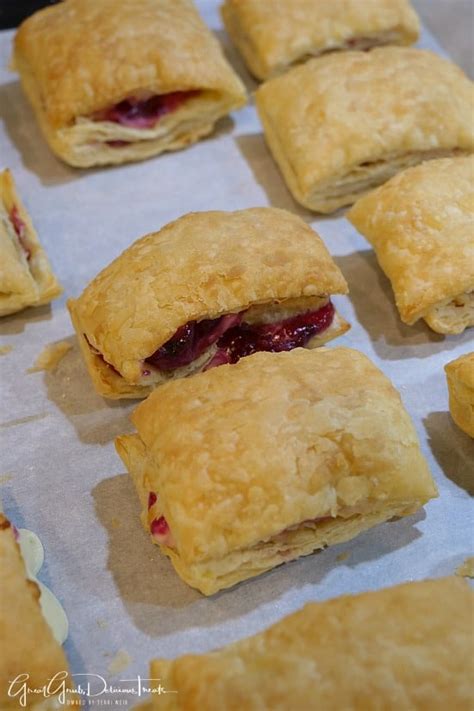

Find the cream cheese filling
[[17, 528, 69, 645]]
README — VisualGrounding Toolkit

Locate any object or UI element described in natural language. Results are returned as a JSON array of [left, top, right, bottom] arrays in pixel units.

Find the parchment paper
[[0, 2, 472, 707]]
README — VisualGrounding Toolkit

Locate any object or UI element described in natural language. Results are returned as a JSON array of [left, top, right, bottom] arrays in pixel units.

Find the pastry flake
[[445, 352, 474, 438], [134, 577, 473, 710], [28, 341, 73, 373], [13, 0, 247, 168], [116, 347, 437, 595], [68, 208, 350, 399], [0, 514, 70, 710], [255, 48, 474, 213], [222, 0, 419, 80], [0, 169, 62, 317], [348, 156, 474, 333]]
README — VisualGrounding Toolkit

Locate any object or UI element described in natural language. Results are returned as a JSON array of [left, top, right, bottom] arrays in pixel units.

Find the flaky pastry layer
[[222, 0, 419, 80], [68, 208, 349, 395], [134, 577, 474, 710], [0, 170, 62, 317], [255, 48, 474, 213], [0, 515, 69, 709], [13, 0, 246, 167], [348, 156, 474, 331], [116, 347, 436, 594], [445, 352, 474, 438]]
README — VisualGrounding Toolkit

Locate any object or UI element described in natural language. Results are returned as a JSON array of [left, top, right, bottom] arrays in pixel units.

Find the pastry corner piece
[[445, 352, 474, 438], [255, 47, 474, 213], [116, 347, 437, 595], [0, 514, 70, 710], [222, 0, 419, 80], [134, 578, 473, 710], [0, 169, 62, 317], [348, 156, 474, 334], [68, 207, 349, 399], [12, 0, 246, 168]]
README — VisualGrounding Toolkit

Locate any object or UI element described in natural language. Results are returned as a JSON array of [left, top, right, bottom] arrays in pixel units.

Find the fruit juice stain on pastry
[[17, 527, 69, 644], [145, 301, 335, 373], [9, 205, 30, 258]]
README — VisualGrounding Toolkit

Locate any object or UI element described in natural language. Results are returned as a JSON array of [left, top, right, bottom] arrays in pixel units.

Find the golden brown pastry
[[0, 169, 62, 317], [348, 156, 474, 334], [12, 0, 246, 168], [133, 577, 473, 711], [255, 48, 474, 213], [68, 208, 350, 399], [222, 0, 419, 80], [445, 352, 474, 438], [116, 347, 437, 595], [0, 515, 70, 709]]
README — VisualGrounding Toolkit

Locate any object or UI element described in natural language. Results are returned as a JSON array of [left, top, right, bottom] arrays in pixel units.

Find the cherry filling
[[95, 90, 201, 130], [145, 313, 243, 371], [10, 206, 31, 260], [150, 516, 171, 542], [145, 301, 335, 374], [216, 301, 335, 365]]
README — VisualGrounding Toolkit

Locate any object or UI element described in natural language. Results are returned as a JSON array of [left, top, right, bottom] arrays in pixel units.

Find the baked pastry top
[[445, 352, 474, 438], [134, 577, 473, 710], [222, 0, 419, 80], [0, 515, 69, 710], [13, 0, 246, 167], [255, 47, 474, 213], [116, 347, 437, 595], [348, 156, 474, 333], [69, 208, 349, 398], [0, 169, 62, 317]]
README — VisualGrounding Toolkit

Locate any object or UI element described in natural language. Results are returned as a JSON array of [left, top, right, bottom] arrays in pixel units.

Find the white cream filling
[[17, 528, 69, 645]]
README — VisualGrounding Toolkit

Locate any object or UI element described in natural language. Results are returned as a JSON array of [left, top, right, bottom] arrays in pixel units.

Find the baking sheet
[[0, 2, 473, 707]]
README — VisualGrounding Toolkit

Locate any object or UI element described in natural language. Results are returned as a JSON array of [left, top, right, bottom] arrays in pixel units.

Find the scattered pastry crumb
[[0, 473, 13, 484], [96, 619, 108, 629], [0, 345, 13, 356], [455, 557, 474, 578], [28, 341, 72, 373], [110, 517, 120, 529], [107, 650, 132, 674], [336, 552, 350, 563]]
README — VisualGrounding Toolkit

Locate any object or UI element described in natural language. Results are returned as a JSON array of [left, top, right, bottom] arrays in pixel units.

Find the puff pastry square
[[116, 347, 437, 595], [13, 0, 247, 168], [222, 0, 419, 80], [348, 156, 474, 333], [134, 577, 473, 710], [0, 515, 70, 710], [256, 48, 474, 213], [68, 207, 350, 399], [445, 352, 474, 438], [0, 169, 62, 317]]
